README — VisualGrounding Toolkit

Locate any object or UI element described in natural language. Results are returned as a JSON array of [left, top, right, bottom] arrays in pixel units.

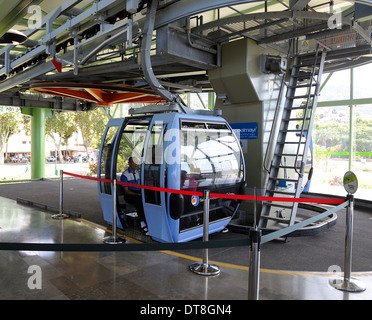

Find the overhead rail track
[[0, 0, 371, 110]]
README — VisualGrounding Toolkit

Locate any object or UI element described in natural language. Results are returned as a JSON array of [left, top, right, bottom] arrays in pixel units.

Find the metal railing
[[45, 169, 367, 298]]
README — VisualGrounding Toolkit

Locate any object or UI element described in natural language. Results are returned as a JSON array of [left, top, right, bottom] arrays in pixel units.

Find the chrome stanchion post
[[344, 194, 354, 283], [104, 179, 125, 244], [248, 187, 261, 300], [189, 190, 220, 276], [330, 194, 366, 292], [248, 227, 262, 300], [52, 170, 69, 220]]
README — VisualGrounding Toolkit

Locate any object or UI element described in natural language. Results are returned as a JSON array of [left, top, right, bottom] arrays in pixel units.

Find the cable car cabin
[[97, 104, 245, 243]]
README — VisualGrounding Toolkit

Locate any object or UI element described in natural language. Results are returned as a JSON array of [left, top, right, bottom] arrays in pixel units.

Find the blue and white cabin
[[97, 104, 245, 243]]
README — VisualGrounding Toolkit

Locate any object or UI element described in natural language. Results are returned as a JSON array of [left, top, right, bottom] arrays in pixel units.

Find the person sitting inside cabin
[[181, 170, 197, 191], [121, 156, 148, 235]]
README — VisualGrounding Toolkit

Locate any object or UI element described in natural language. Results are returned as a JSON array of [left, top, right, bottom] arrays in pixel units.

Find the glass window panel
[[144, 122, 166, 205], [318, 69, 350, 102], [310, 106, 350, 196], [99, 125, 120, 194], [179, 121, 244, 232], [353, 63, 372, 99], [180, 125, 243, 190], [352, 105, 372, 201], [118, 119, 150, 173]]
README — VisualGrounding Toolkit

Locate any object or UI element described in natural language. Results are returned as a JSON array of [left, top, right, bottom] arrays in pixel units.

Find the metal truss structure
[[0, 0, 371, 111]]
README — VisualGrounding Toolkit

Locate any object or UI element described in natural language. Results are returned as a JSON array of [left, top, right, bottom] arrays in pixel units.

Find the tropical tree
[[355, 118, 372, 154], [45, 111, 77, 161], [313, 120, 348, 151], [75, 108, 108, 160], [0, 108, 21, 164]]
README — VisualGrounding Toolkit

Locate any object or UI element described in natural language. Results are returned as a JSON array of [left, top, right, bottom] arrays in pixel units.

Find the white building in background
[[5, 129, 91, 163]]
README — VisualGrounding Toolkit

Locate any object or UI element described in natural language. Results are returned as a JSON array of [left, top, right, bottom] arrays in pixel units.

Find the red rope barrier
[[63, 171, 112, 183], [257, 196, 344, 204], [116, 180, 204, 197], [62, 171, 345, 204]]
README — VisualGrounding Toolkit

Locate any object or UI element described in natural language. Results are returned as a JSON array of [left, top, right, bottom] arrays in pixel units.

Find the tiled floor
[[0, 196, 371, 300]]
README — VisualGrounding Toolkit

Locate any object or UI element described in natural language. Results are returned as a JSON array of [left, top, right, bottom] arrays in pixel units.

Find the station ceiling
[[0, 0, 371, 110]]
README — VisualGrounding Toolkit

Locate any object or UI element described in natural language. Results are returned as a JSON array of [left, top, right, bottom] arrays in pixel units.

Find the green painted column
[[31, 108, 46, 179], [208, 92, 215, 110]]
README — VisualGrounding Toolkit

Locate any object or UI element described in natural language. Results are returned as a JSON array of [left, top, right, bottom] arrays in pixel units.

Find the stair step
[[278, 141, 306, 145], [293, 72, 319, 78], [287, 94, 315, 100], [293, 62, 320, 68], [279, 129, 303, 133], [269, 177, 299, 183], [267, 189, 296, 195], [287, 83, 318, 89], [271, 165, 300, 170], [285, 105, 313, 111], [275, 153, 304, 157], [263, 203, 294, 209], [283, 117, 311, 122], [260, 216, 290, 223]]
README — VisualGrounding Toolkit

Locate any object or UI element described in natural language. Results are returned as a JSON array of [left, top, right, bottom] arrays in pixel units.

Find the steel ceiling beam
[[289, 0, 311, 11], [0, 0, 372, 108], [192, 11, 332, 34], [148, 0, 260, 29], [0, 91, 96, 110], [0, 0, 43, 37], [258, 22, 329, 44]]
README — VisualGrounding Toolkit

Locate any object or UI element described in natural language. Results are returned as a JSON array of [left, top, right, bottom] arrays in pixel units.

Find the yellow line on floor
[[78, 218, 372, 277], [159, 250, 250, 271], [77, 218, 142, 244], [78, 218, 248, 269]]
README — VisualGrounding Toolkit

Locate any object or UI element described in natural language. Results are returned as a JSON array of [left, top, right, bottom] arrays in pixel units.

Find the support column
[[208, 92, 215, 110], [209, 38, 281, 223], [31, 108, 46, 179]]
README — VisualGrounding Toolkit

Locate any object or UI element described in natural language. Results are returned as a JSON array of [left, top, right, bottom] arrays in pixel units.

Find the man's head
[[128, 156, 139, 171]]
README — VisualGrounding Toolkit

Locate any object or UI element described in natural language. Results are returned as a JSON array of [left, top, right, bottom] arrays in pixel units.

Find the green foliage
[[117, 154, 126, 173], [0, 108, 21, 164], [313, 120, 349, 152], [88, 161, 98, 176], [45, 111, 77, 140], [355, 118, 372, 153], [329, 176, 343, 186], [45, 111, 77, 160], [314, 114, 372, 154], [75, 108, 108, 152]]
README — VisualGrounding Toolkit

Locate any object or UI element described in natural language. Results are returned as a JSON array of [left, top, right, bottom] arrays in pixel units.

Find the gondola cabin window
[[100, 125, 120, 195], [144, 121, 166, 205], [179, 120, 244, 231]]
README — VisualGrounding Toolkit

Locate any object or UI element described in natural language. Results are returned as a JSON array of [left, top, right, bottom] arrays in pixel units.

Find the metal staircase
[[259, 46, 327, 230]]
